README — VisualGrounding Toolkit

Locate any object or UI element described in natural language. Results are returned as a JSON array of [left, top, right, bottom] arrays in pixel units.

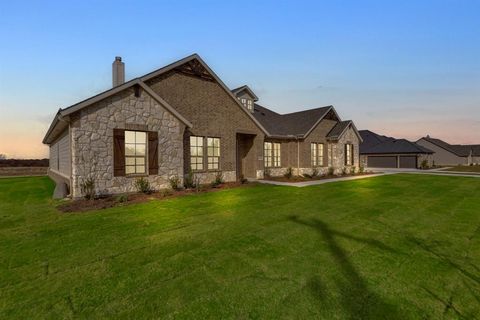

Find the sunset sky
[[1, 0, 479, 159]]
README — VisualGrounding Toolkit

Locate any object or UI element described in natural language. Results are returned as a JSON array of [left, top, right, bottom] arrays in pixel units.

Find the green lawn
[[1, 175, 480, 319], [445, 165, 480, 173]]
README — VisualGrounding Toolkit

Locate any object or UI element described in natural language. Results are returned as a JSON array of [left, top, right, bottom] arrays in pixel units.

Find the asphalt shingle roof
[[326, 121, 352, 140], [252, 104, 332, 137], [421, 137, 480, 157], [360, 130, 433, 154]]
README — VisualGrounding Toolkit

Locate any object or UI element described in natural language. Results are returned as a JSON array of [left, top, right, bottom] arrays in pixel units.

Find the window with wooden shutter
[[125, 131, 147, 175], [113, 129, 126, 176], [148, 131, 159, 175]]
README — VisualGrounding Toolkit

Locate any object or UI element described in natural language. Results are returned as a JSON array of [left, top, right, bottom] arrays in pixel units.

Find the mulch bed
[[57, 181, 252, 213], [263, 172, 377, 183]]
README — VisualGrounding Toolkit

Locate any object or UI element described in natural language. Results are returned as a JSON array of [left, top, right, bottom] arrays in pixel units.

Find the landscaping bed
[[58, 181, 252, 213], [264, 172, 376, 183]]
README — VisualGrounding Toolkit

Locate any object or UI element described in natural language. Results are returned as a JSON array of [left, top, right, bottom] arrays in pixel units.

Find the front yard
[[1, 174, 479, 319]]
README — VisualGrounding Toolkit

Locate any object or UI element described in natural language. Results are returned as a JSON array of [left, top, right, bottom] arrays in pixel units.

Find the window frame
[[272, 143, 281, 167], [207, 137, 221, 171], [125, 130, 148, 176], [190, 136, 204, 171], [345, 143, 354, 166], [246, 99, 253, 111], [264, 142, 281, 168], [311, 142, 324, 167], [264, 142, 273, 168]]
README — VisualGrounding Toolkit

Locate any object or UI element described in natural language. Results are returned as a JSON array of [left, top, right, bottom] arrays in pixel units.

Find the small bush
[[239, 174, 248, 184], [312, 168, 319, 177], [134, 177, 152, 194], [420, 159, 429, 169], [284, 167, 293, 179], [184, 170, 195, 189], [328, 167, 335, 176], [351, 166, 356, 174], [264, 168, 271, 178], [211, 172, 224, 188], [341, 167, 347, 175], [359, 166, 365, 173], [160, 189, 173, 197], [303, 173, 312, 179], [116, 194, 128, 203], [169, 175, 181, 190], [194, 175, 202, 192], [80, 177, 96, 200]]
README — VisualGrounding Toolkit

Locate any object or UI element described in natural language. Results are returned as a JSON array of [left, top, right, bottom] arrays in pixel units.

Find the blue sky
[[0, 0, 479, 158]]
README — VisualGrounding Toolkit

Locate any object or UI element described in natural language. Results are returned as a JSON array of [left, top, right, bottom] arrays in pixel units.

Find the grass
[[444, 165, 480, 173], [1, 175, 480, 319]]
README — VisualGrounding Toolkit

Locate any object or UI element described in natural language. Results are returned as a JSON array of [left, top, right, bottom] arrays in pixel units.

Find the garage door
[[367, 156, 397, 168], [399, 156, 417, 168]]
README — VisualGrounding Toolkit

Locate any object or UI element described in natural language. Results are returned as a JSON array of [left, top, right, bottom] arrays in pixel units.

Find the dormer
[[231, 85, 259, 113]]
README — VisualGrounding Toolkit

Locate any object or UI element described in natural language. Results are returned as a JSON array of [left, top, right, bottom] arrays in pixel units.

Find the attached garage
[[367, 156, 397, 168], [399, 156, 417, 168]]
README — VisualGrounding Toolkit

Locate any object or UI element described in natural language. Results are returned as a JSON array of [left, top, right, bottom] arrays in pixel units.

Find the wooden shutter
[[148, 131, 159, 175], [344, 144, 348, 166], [113, 129, 125, 176]]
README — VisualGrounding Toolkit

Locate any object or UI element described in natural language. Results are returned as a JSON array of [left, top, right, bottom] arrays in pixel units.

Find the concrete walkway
[[256, 173, 391, 187], [368, 167, 480, 178]]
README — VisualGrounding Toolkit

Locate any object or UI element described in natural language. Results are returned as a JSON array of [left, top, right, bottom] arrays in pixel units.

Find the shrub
[[359, 166, 365, 173], [134, 177, 152, 194], [284, 167, 293, 179], [328, 167, 335, 176], [312, 168, 319, 177], [421, 159, 429, 169], [80, 177, 96, 200], [211, 172, 224, 188], [264, 168, 271, 179], [303, 173, 312, 179], [169, 175, 181, 190], [239, 174, 248, 184], [341, 167, 347, 175], [184, 170, 195, 189], [194, 175, 202, 192], [116, 194, 128, 203], [351, 166, 356, 174], [160, 189, 173, 197]]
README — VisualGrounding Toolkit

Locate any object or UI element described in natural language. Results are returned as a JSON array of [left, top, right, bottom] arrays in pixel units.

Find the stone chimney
[[112, 56, 125, 87]]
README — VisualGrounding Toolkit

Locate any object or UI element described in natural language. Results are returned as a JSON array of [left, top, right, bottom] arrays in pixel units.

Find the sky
[[0, 0, 479, 159]]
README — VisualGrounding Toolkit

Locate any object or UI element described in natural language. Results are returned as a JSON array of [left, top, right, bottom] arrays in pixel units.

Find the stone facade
[[70, 87, 185, 198]]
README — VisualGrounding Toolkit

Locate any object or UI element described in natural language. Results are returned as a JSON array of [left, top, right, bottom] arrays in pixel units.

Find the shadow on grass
[[288, 215, 401, 319]]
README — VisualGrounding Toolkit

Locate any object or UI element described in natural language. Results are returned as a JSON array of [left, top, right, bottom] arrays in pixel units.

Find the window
[[247, 99, 253, 111], [345, 144, 354, 166], [311, 143, 324, 166], [273, 143, 281, 167], [328, 143, 336, 167], [190, 136, 204, 171], [264, 142, 272, 167], [241, 98, 247, 107], [207, 137, 220, 170], [125, 131, 147, 174]]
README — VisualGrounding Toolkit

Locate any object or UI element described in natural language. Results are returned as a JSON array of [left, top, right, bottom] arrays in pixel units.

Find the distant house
[[43, 54, 362, 198], [359, 130, 433, 168], [416, 136, 480, 166]]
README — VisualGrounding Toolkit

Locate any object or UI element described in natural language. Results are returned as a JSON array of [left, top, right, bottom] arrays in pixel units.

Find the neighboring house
[[416, 136, 480, 165], [359, 130, 433, 168], [43, 54, 362, 198]]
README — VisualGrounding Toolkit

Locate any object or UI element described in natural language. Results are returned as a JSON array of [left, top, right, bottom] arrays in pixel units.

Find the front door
[[236, 134, 255, 180]]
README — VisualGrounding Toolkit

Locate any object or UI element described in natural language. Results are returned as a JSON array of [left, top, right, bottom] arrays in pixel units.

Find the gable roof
[[419, 136, 480, 157], [326, 120, 362, 142], [253, 104, 333, 138], [43, 79, 193, 144], [43, 54, 269, 144], [360, 130, 433, 154], [231, 85, 259, 101]]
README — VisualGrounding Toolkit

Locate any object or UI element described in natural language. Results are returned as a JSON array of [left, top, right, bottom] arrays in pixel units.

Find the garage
[[367, 156, 397, 168], [399, 156, 417, 168]]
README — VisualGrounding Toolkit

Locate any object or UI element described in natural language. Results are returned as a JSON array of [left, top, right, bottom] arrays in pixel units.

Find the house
[[43, 54, 362, 198], [416, 136, 480, 166], [359, 130, 433, 168]]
